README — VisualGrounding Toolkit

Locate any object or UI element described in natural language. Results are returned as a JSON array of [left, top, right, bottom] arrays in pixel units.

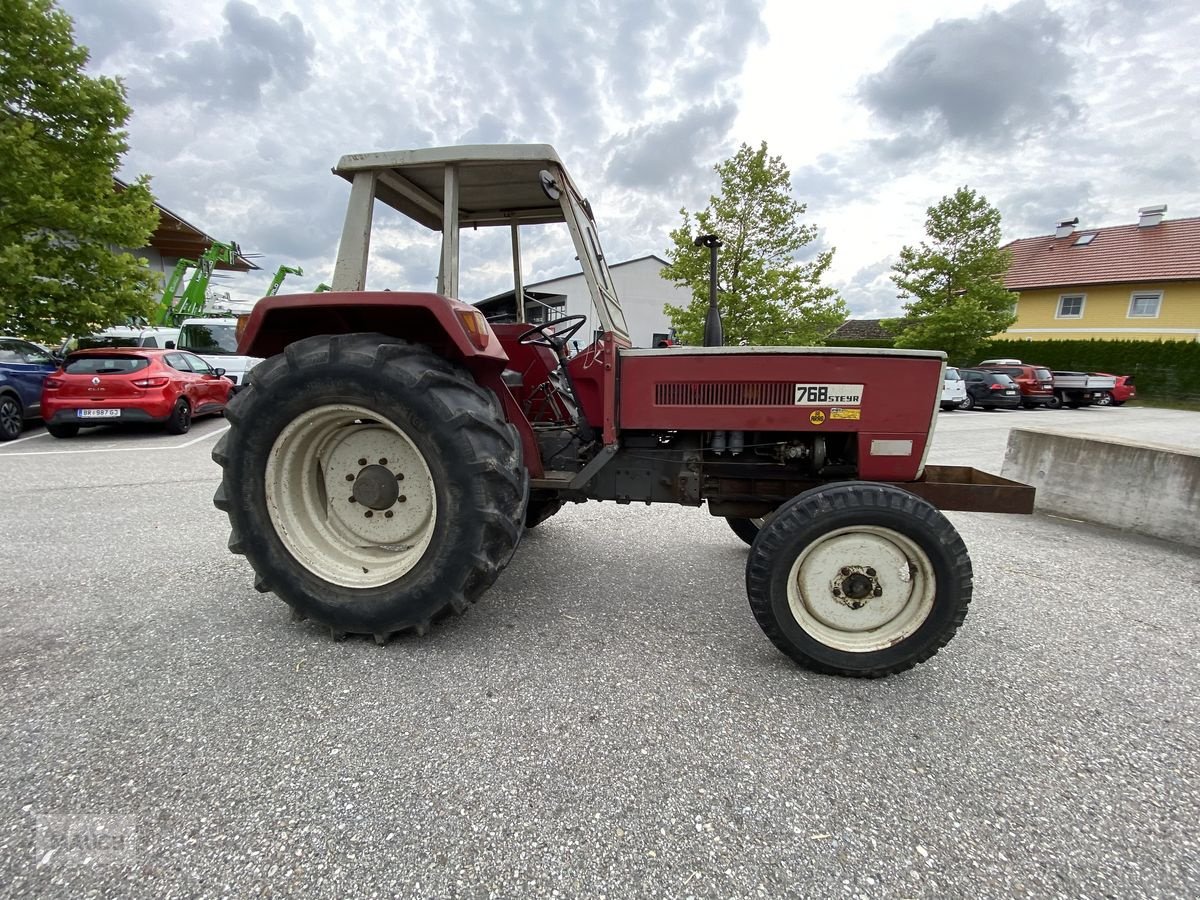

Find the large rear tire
[[212, 333, 528, 641], [745, 482, 972, 678]]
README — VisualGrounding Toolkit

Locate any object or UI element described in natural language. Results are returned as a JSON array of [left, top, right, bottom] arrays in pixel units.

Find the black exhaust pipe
[[694, 234, 723, 347]]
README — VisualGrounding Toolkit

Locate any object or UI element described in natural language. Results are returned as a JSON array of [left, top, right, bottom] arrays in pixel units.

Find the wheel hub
[[831, 566, 884, 609], [351, 464, 401, 510], [264, 404, 437, 589], [786, 528, 935, 648]]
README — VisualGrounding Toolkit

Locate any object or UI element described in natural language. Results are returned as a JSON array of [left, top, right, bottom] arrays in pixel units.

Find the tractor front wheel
[[212, 333, 527, 641], [745, 482, 972, 677]]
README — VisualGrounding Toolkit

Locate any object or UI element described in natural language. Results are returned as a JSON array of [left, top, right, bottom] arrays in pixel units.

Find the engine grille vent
[[655, 381, 794, 406]]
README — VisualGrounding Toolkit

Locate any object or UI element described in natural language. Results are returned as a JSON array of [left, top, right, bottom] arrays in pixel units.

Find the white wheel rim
[[785, 525, 936, 653], [264, 404, 437, 589]]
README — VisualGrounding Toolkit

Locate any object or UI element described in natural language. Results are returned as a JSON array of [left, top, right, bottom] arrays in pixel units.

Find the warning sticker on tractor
[[794, 384, 864, 406], [809, 410, 826, 425], [829, 407, 861, 421]]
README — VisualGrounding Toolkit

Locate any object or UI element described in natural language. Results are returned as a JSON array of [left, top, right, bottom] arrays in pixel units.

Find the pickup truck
[[1048, 371, 1117, 408]]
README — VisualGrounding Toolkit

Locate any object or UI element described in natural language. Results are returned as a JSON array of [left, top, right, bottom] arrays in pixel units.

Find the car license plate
[[78, 408, 120, 418], [1006, 390, 1017, 395]]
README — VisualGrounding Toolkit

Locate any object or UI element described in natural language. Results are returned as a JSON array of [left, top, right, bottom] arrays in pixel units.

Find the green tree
[[661, 142, 845, 346], [0, 0, 159, 344], [884, 186, 1015, 363]]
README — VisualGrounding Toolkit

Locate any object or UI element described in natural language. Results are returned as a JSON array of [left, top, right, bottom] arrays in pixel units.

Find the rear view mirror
[[165, 341, 176, 349], [213, 367, 226, 377]]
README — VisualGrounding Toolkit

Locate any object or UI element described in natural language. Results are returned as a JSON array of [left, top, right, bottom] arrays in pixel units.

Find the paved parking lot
[[1, 407, 1197, 898]]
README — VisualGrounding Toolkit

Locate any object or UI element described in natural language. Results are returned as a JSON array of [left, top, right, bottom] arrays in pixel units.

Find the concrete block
[[1001, 428, 1200, 549]]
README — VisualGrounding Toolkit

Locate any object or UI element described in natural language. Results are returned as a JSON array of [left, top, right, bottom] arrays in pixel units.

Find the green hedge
[[822, 338, 895, 348], [977, 339, 1200, 402], [819, 337, 1200, 402]]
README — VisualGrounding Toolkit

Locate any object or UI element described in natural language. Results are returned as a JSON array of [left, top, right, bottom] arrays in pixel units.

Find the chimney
[[1138, 204, 1167, 227], [1055, 217, 1078, 239]]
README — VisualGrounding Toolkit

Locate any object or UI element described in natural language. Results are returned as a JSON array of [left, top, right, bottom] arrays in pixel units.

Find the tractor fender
[[236, 291, 543, 476], [237, 292, 510, 373]]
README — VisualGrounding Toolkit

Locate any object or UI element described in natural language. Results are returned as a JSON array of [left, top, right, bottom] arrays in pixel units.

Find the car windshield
[[76, 336, 141, 350], [180, 323, 238, 355], [987, 366, 1023, 377], [993, 374, 1016, 384], [65, 355, 150, 374], [1034, 368, 1052, 380]]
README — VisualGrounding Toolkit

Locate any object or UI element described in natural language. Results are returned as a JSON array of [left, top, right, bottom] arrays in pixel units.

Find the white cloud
[[57, 0, 1200, 314]]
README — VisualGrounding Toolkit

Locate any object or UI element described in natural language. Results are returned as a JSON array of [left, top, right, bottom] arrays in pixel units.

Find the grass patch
[[1127, 397, 1200, 412]]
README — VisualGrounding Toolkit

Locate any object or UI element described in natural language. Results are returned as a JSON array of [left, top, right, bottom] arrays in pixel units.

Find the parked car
[[177, 317, 263, 386], [975, 359, 1055, 408], [63, 325, 181, 353], [41, 349, 233, 438], [957, 369, 1022, 410], [1047, 371, 1115, 408], [941, 366, 967, 410], [0, 337, 59, 440], [1092, 373, 1136, 406]]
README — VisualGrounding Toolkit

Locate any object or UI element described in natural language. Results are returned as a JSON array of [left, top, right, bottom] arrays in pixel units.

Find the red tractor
[[214, 145, 1032, 677]]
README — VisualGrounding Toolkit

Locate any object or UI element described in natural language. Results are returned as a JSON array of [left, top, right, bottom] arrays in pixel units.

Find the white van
[[66, 325, 181, 352], [177, 317, 264, 386]]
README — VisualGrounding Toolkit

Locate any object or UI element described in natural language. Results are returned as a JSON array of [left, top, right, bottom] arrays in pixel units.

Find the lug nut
[[396, 472, 404, 481], [345, 474, 354, 481], [840, 567, 851, 576], [866, 567, 877, 577], [348, 496, 356, 503], [398, 495, 407, 503], [379, 458, 388, 465], [365, 510, 373, 518], [873, 587, 883, 597], [358, 457, 367, 465], [384, 510, 394, 518]]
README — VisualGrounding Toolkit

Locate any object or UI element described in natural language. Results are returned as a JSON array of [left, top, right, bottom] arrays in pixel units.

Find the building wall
[[1005, 281, 1200, 341], [530, 257, 690, 347]]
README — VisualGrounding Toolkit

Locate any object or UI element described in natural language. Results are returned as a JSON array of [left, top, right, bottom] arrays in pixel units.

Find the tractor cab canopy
[[331, 144, 630, 344]]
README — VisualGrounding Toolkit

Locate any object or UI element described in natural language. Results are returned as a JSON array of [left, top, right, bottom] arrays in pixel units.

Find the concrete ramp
[[1001, 428, 1200, 548]]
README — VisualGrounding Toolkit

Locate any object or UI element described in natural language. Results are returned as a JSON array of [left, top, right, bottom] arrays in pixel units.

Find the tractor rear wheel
[[212, 333, 527, 641], [745, 482, 972, 678]]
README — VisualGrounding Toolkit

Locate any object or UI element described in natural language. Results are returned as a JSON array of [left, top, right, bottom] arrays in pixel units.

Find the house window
[[1128, 291, 1162, 318], [1073, 233, 1097, 246], [1056, 294, 1085, 318]]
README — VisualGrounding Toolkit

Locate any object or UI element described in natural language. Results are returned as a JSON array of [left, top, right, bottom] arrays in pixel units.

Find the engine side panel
[[617, 349, 943, 481]]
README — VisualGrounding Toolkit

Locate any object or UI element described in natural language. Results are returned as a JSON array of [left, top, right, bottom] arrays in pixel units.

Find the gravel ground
[[0, 407, 1197, 899]]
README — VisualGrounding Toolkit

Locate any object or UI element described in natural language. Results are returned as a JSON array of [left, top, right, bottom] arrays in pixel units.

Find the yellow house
[[1001, 206, 1200, 342]]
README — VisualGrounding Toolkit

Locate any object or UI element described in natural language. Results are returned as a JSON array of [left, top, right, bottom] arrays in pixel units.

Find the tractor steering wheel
[[516, 314, 588, 351]]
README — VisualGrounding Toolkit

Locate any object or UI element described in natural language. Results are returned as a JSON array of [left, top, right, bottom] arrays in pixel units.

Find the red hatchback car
[[42, 349, 233, 438]]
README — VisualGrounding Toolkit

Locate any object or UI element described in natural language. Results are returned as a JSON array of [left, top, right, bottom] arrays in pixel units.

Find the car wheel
[[1046, 393, 1064, 410], [0, 395, 23, 441], [166, 398, 192, 434], [957, 394, 974, 410], [47, 423, 80, 439], [1095, 391, 1114, 407], [745, 482, 972, 678]]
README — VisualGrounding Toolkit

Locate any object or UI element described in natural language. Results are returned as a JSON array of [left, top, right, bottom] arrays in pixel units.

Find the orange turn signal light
[[455, 309, 491, 350]]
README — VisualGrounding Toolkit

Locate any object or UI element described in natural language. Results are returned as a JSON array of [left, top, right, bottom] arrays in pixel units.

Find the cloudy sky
[[61, 0, 1200, 315]]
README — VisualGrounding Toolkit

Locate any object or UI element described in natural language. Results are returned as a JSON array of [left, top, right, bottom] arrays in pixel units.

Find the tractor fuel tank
[[617, 346, 945, 482]]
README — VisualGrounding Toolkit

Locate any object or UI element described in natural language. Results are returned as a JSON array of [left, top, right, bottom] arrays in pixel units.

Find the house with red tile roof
[[1001, 206, 1200, 342]]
